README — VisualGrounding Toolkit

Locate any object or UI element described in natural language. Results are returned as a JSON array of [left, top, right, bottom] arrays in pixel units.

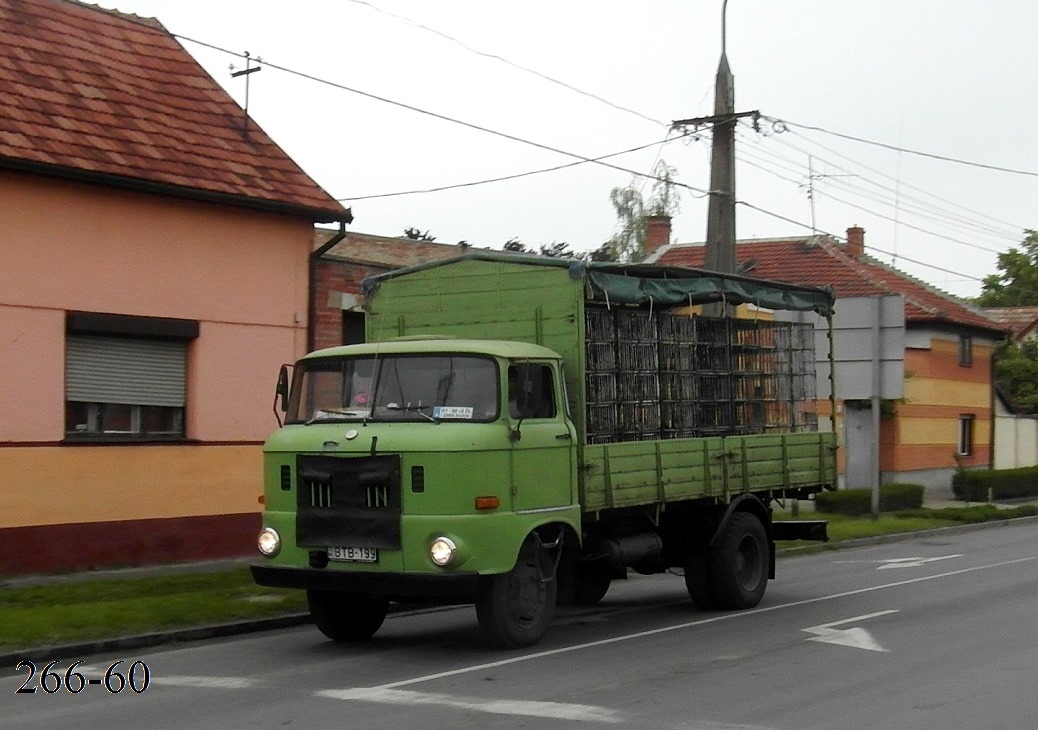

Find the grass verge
[[2, 505, 1035, 652], [0, 569, 307, 651]]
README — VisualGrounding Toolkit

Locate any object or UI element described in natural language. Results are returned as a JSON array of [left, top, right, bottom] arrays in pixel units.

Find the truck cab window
[[508, 364, 557, 419]]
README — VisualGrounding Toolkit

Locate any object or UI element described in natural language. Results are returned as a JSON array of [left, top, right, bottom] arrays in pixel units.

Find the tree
[[994, 338, 1038, 414], [977, 229, 1038, 306], [602, 160, 680, 262], [977, 230, 1038, 413], [403, 227, 436, 241], [500, 238, 576, 258]]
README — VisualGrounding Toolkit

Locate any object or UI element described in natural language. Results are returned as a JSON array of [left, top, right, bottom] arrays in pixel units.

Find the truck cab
[[252, 337, 580, 647]]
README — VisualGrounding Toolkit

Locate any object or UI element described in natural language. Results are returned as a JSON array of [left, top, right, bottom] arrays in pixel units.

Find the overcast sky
[[93, 0, 1038, 299]]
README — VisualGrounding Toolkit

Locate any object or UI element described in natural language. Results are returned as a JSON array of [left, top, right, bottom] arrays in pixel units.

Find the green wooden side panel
[[581, 437, 727, 512], [580, 432, 835, 513]]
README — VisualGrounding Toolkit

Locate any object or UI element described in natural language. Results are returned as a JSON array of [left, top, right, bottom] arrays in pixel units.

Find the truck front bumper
[[251, 564, 481, 602]]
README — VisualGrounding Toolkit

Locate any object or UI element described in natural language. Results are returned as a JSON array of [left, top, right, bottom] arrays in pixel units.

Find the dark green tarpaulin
[[584, 267, 834, 316], [362, 252, 834, 317]]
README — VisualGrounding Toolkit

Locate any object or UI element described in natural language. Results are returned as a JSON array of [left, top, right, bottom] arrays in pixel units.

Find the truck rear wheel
[[709, 512, 768, 609], [476, 537, 557, 648], [307, 590, 388, 642]]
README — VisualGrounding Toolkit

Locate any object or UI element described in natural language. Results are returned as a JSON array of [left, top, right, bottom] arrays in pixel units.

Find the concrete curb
[[5, 515, 1037, 665]]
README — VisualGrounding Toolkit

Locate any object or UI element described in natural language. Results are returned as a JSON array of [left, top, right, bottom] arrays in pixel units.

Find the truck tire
[[683, 550, 719, 609], [709, 512, 769, 609], [476, 537, 557, 648], [307, 590, 389, 642], [571, 564, 612, 605]]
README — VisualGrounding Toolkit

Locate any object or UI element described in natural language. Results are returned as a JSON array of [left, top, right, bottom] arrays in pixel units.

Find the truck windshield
[[286, 355, 500, 424]]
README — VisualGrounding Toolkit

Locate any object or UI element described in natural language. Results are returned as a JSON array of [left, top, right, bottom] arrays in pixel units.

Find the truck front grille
[[296, 454, 402, 549]]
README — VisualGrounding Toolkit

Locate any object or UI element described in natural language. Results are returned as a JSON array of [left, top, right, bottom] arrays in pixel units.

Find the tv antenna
[[230, 51, 262, 138], [802, 155, 854, 234]]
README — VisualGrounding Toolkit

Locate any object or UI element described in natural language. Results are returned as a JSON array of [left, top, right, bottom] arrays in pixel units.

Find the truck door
[[508, 362, 575, 512]]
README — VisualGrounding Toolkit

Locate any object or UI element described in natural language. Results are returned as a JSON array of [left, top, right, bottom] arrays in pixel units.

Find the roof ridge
[[60, 0, 166, 31], [815, 238, 924, 307], [859, 248, 1001, 324]]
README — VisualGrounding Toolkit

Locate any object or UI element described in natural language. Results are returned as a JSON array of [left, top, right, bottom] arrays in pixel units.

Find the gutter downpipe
[[308, 219, 350, 353]]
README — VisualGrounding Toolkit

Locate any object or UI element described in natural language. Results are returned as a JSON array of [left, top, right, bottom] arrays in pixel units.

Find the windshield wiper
[[384, 401, 440, 423]]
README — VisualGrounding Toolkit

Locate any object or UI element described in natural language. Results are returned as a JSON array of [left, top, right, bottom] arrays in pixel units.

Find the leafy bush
[[814, 483, 924, 515], [952, 466, 1038, 501]]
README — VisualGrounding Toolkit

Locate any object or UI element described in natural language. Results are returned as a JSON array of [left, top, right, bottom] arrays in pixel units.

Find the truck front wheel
[[476, 537, 557, 648], [709, 512, 769, 609], [307, 590, 389, 642]]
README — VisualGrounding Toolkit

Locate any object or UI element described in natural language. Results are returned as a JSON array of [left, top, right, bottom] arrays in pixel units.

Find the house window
[[65, 312, 198, 440], [959, 335, 973, 366], [957, 414, 975, 456]]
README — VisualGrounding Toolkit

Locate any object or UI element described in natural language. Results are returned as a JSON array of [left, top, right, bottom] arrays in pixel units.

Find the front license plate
[[327, 546, 378, 563]]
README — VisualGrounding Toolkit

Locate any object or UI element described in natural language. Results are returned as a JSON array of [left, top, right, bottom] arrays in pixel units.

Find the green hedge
[[952, 466, 1038, 501], [814, 483, 924, 515]]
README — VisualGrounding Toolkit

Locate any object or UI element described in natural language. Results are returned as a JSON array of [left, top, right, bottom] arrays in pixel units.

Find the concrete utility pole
[[704, 0, 737, 278], [673, 2, 755, 316]]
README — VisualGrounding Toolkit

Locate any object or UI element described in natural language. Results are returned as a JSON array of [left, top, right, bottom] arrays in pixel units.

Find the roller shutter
[[66, 335, 186, 407]]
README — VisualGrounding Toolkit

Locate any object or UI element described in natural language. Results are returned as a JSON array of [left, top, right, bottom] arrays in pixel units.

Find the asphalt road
[[4, 521, 1037, 729]]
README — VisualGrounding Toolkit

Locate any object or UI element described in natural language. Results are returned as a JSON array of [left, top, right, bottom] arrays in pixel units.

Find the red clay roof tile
[[655, 236, 1006, 335], [984, 306, 1038, 338], [0, 0, 349, 222]]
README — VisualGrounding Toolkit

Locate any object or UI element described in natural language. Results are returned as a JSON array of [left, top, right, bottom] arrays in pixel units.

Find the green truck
[[251, 254, 837, 648]]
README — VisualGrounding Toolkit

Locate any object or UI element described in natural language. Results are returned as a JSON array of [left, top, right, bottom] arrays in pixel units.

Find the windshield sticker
[[432, 406, 474, 420]]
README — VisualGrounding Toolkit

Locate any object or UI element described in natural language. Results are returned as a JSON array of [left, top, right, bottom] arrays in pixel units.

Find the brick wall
[[312, 258, 388, 351]]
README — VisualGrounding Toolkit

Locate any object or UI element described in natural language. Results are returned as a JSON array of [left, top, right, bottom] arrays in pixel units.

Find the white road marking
[[153, 676, 256, 689], [834, 554, 964, 569], [374, 556, 1036, 690], [876, 555, 963, 569], [317, 688, 623, 724], [802, 610, 900, 652], [72, 666, 255, 689]]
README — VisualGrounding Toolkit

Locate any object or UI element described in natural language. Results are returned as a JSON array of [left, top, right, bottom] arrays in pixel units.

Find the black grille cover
[[296, 454, 402, 549]]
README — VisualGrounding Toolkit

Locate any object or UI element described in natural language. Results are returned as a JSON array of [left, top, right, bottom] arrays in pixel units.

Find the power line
[[173, 40, 709, 199], [741, 123, 1024, 241], [339, 134, 688, 201], [736, 137, 1013, 253], [343, 0, 668, 129], [769, 116, 1038, 179], [137, 24, 1030, 295]]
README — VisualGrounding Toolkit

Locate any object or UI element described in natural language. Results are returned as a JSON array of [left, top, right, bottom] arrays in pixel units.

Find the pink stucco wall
[[0, 169, 311, 443]]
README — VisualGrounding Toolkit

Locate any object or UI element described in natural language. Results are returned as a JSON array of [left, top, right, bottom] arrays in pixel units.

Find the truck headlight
[[429, 536, 457, 567], [257, 527, 281, 557]]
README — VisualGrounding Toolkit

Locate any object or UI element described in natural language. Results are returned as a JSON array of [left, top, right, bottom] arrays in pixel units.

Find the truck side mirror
[[274, 364, 292, 426]]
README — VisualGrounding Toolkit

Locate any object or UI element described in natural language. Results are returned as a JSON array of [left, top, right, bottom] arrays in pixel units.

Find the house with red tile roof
[[311, 229, 478, 351], [0, 0, 352, 574], [984, 306, 1038, 343], [647, 223, 1007, 492]]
